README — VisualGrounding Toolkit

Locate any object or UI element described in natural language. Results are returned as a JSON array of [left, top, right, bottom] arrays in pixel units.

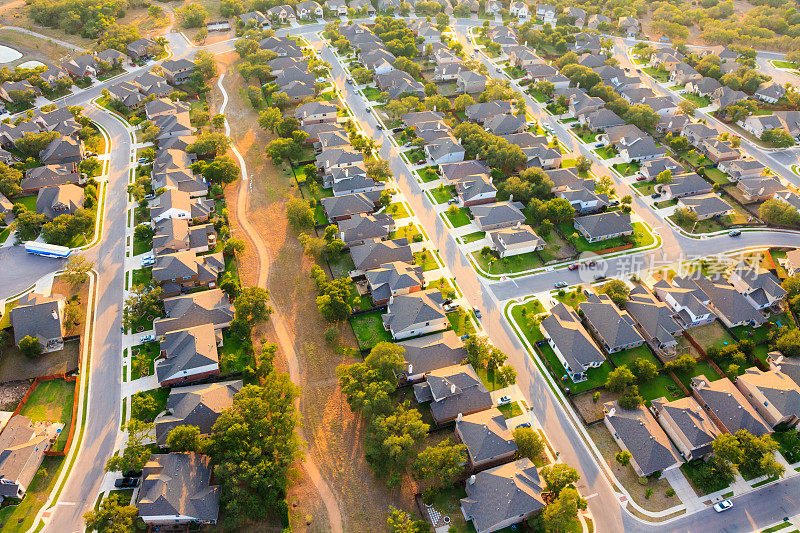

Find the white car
[[140, 334, 156, 343], [713, 500, 733, 513], [141, 255, 155, 266], [497, 395, 512, 406], [443, 302, 460, 312]]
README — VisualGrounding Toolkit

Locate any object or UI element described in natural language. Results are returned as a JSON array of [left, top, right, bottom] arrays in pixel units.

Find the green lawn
[[681, 93, 711, 108], [218, 329, 253, 375], [402, 148, 426, 165], [12, 194, 37, 212], [0, 456, 64, 533], [471, 250, 543, 274], [509, 300, 546, 343], [497, 401, 523, 418], [362, 86, 382, 101], [444, 207, 472, 227], [772, 428, 800, 464], [681, 460, 732, 495], [613, 161, 641, 176], [643, 67, 670, 82], [654, 199, 678, 209], [773, 60, 799, 69], [132, 233, 152, 256], [681, 150, 713, 168], [19, 379, 75, 452], [633, 180, 657, 196], [540, 340, 612, 394], [426, 277, 457, 299], [572, 126, 598, 144], [0, 226, 11, 244], [528, 88, 550, 102], [416, 167, 440, 183], [327, 252, 356, 279], [390, 223, 422, 241], [130, 387, 169, 422], [669, 213, 727, 234], [460, 231, 486, 244], [350, 310, 393, 350], [701, 167, 731, 185], [689, 321, 736, 351], [639, 373, 686, 404], [503, 65, 526, 79], [595, 145, 618, 159], [447, 309, 475, 336], [552, 288, 586, 308], [131, 267, 152, 288], [130, 342, 160, 381], [673, 359, 723, 389], [430, 185, 456, 204], [610, 344, 658, 368], [414, 250, 439, 271], [386, 202, 410, 219]]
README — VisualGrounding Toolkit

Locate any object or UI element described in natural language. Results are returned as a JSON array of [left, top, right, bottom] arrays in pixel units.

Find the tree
[[605, 365, 635, 393], [63, 255, 94, 284], [679, 99, 697, 116], [223, 238, 246, 256], [209, 379, 301, 528], [395, 56, 422, 79], [197, 156, 240, 185], [166, 425, 203, 452], [624, 104, 659, 131], [123, 283, 162, 330], [534, 80, 555, 98], [513, 426, 544, 462], [632, 358, 658, 381], [615, 450, 632, 466], [762, 128, 795, 147], [83, 493, 138, 533], [599, 279, 630, 307], [266, 137, 302, 165], [576, 155, 592, 173], [464, 335, 491, 369], [105, 419, 154, 473], [19, 335, 42, 357], [496, 364, 518, 387], [453, 93, 475, 111], [0, 162, 22, 197], [187, 132, 230, 156], [656, 169, 673, 185], [387, 507, 432, 533], [365, 402, 429, 486], [663, 353, 696, 373], [337, 342, 404, 420], [618, 384, 644, 409], [541, 463, 580, 496], [234, 286, 272, 324], [673, 207, 698, 228], [367, 158, 392, 182], [774, 328, 800, 358], [351, 67, 374, 84], [286, 197, 314, 227], [16, 131, 60, 158], [759, 198, 800, 226], [177, 2, 208, 28], [412, 438, 466, 487], [542, 487, 586, 533], [258, 107, 282, 132]]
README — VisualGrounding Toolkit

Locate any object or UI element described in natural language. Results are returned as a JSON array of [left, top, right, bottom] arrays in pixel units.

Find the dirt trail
[[210, 51, 417, 533]]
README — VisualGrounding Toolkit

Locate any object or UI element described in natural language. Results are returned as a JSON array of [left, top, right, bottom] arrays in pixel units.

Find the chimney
[[450, 383, 456, 394], [408, 364, 413, 374], [457, 412, 462, 422], [468, 474, 476, 484], [608, 408, 615, 416]]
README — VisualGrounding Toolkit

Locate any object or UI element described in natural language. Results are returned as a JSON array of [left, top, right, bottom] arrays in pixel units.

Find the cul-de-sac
[[1, 1, 800, 532]]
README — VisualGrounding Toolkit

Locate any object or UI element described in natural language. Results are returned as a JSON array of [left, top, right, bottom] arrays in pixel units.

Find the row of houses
[[542, 260, 786, 385], [258, 35, 318, 101], [107, 61, 195, 112]]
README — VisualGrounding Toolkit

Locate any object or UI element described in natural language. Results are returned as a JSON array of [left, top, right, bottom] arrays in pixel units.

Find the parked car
[[497, 395, 512, 406], [568, 263, 580, 271], [443, 302, 461, 312], [516, 422, 531, 429], [140, 334, 156, 343], [122, 470, 142, 478], [460, 334, 470, 340], [651, 193, 661, 199], [636, 175, 647, 181], [346, 78, 353, 84], [583, 260, 597, 267], [554, 281, 568, 288], [377, 124, 383, 130], [416, 159, 426, 165], [594, 274, 606, 281], [447, 198, 458, 205], [474, 308, 482, 319], [729, 229, 742, 237], [114, 477, 139, 488], [609, 200, 620, 206], [141, 255, 155, 266], [137, 157, 149, 164], [713, 500, 733, 513], [366, 107, 372, 113]]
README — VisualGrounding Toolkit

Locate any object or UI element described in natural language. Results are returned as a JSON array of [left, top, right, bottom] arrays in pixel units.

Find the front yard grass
[[416, 166, 440, 183], [681, 150, 713, 168], [350, 310, 393, 350], [701, 167, 731, 185], [633, 180, 657, 196], [430, 184, 456, 204], [390, 223, 422, 241], [681, 460, 732, 495], [471, 250, 543, 274], [130, 342, 160, 381], [131, 267, 152, 288], [0, 456, 64, 533], [362, 86, 382, 101], [460, 231, 486, 244], [497, 401, 523, 418], [643, 67, 670, 82], [386, 202, 410, 219], [413, 250, 439, 271], [557, 221, 654, 253], [444, 206, 471, 227], [551, 288, 586, 308], [130, 387, 169, 422], [681, 93, 711, 108], [19, 378, 75, 452], [654, 199, 678, 209], [595, 145, 618, 159], [446, 309, 475, 337], [132, 232, 152, 256], [612, 161, 641, 176], [12, 194, 37, 212]]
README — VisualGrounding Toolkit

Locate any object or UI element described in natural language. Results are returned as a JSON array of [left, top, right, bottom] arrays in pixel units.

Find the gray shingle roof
[[579, 294, 644, 352], [156, 323, 220, 384], [350, 238, 413, 272], [413, 364, 493, 423], [625, 286, 683, 346], [691, 375, 771, 436], [382, 289, 445, 337], [665, 173, 712, 197], [456, 407, 518, 464], [541, 303, 605, 370], [604, 401, 682, 476], [678, 193, 732, 218], [694, 275, 766, 326], [470, 201, 526, 230], [154, 290, 234, 337], [364, 261, 423, 303], [574, 211, 632, 240], [138, 453, 219, 523], [460, 458, 544, 532], [155, 380, 242, 445], [397, 330, 466, 378], [11, 292, 63, 347], [651, 396, 719, 455]]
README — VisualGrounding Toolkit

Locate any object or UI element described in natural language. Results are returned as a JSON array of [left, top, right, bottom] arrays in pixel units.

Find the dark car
[[594, 274, 606, 281], [114, 477, 140, 488], [516, 422, 531, 429], [122, 470, 142, 478], [651, 193, 661, 199]]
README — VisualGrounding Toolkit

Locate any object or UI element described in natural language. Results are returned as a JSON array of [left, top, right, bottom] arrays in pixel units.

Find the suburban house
[[150, 189, 214, 223], [152, 219, 216, 256], [11, 292, 65, 353], [686, 77, 722, 97], [364, 261, 424, 305], [755, 82, 786, 104], [573, 211, 633, 243], [465, 100, 514, 123], [157, 323, 221, 387], [559, 187, 609, 214], [320, 191, 379, 222], [578, 294, 645, 353], [0, 416, 64, 501], [397, 331, 466, 383], [718, 158, 767, 182], [470, 201, 526, 231], [676, 193, 733, 220], [488, 225, 544, 258], [152, 251, 224, 296], [652, 278, 715, 328], [727, 261, 787, 310], [350, 238, 413, 273], [126, 38, 158, 60], [295, 101, 338, 125], [266, 4, 296, 23], [39, 136, 84, 165], [413, 363, 493, 425], [456, 408, 518, 470], [21, 164, 84, 194], [625, 285, 684, 352], [338, 213, 394, 247], [296, 0, 323, 18], [137, 453, 220, 526], [510, 1, 530, 18], [693, 275, 767, 328], [484, 114, 527, 136], [701, 138, 740, 164], [161, 59, 196, 85], [619, 16, 639, 37], [650, 396, 720, 461], [740, 114, 785, 138], [736, 368, 800, 428], [691, 375, 772, 436], [540, 303, 606, 383], [424, 134, 466, 165], [63, 55, 97, 78], [768, 353, 800, 388], [662, 173, 713, 199], [587, 14, 611, 28], [460, 458, 545, 533], [154, 380, 242, 445], [453, 174, 497, 207], [238, 11, 269, 26], [153, 289, 234, 337], [738, 176, 786, 202], [382, 289, 447, 340], [603, 401, 683, 477]]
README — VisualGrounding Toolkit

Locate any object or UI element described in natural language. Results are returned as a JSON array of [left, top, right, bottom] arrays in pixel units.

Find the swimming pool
[[0, 45, 23, 63]]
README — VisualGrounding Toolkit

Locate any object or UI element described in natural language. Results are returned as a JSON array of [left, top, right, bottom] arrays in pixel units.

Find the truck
[[24, 241, 71, 258]]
